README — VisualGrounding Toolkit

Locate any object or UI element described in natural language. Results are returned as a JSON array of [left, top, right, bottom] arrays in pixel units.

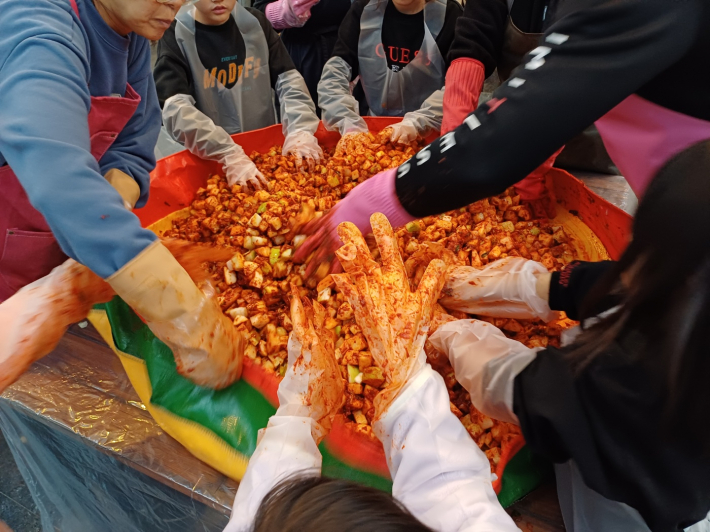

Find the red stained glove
[[514, 147, 565, 218], [441, 58, 486, 135]]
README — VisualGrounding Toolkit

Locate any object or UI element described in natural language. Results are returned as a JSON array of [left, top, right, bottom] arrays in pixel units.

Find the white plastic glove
[[388, 119, 419, 144], [225, 289, 343, 532], [222, 144, 268, 189], [375, 363, 520, 532], [429, 319, 540, 424], [439, 257, 557, 322], [282, 130, 323, 164]]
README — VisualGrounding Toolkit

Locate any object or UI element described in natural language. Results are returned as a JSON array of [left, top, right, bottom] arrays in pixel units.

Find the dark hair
[[568, 140, 710, 452], [251, 474, 433, 532]]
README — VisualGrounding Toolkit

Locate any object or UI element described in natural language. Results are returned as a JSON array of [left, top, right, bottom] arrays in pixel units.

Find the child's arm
[[226, 290, 345, 532], [387, 87, 446, 144], [161, 93, 267, 188], [317, 0, 368, 136], [376, 365, 520, 532], [441, 0, 508, 134], [250, 9, 322, 161], [225, 416, 323, 532], [153, 23, 266, 188]]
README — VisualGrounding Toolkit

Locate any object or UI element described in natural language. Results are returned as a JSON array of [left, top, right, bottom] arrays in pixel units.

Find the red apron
[[0, 0, 141, 302]]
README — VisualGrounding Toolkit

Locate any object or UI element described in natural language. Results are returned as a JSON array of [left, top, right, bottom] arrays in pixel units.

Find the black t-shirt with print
[[194, 17, 246, 90], [381, 1, 425, 72], [153, 8, 296, 108], [330, 0, 461, 79]]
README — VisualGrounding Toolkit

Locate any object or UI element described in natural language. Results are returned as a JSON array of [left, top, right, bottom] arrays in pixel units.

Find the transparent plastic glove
[[388, 120, 419, 144], [282, 130, 323, 164], [226, 302, 334, 532], [222, 145, 268, 189], [331, 213, 447, 419], [279, 287, 346, 443], [429, 319, 539, 424], [439, 257, 557, 321], [265, 0, 319, 30], [334, 131, 372, 157], [0, 259, 114, 393], [108, 241, 244, 389], [293, 168, 416, 278]]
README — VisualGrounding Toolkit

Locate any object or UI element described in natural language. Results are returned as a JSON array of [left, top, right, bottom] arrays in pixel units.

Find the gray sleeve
[[317, 57, 368, 135], [402, 87, 445, 135], [162, 93, 235, 162], [275, 69, 321, 137]]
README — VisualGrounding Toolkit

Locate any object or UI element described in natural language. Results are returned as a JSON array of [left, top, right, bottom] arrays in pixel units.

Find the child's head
[[391, 0, 426, 15], [194, 0, 236, 25], [573, 139, 710, 451], [252, 475, 433, 532]]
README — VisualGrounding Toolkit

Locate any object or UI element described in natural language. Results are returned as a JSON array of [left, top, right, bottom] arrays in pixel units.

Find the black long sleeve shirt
[[153, 9, 295, 109], [394, 0, 710, 217], [514, 260, 710, 531], [330, 0, 462, 80]]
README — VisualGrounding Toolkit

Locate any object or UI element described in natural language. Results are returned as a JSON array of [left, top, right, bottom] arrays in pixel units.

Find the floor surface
[[0, 430, 41, 532]]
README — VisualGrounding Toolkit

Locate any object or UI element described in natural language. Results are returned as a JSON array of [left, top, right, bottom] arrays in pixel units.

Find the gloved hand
[[514, 147, 564, 218], [386, 120, 419, 144], [108, 241, 244, 389], [0, 239, 236, 394], [292, 168, 416, 277], [332, 213, 447, 419], [282, 130, 323, 164], [439, 257, 557, 322], [374, 363, 520, 532], [429, 319, 539, 424], [265, 0, 320, 30], [280, 286, 345, 443], [334, 130, 372, 157], [0, 259, 115, 393], [441, 58, 486, 135], [222, 144, 269, 189], [104, 168, 141, 210]]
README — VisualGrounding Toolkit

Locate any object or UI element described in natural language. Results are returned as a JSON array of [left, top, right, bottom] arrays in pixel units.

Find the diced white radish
[[249, 213, 262, 227], [224, 267, 237, 285]]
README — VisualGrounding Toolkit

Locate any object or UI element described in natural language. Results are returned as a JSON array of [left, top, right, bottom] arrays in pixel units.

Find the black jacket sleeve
[[394, 0, 704, 217], [247, 7, 298, 87], [153, 21, 194, 108], [329, 0, 369, 80], [447, 0, 508, 77], [548, 260, 617, 320]]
